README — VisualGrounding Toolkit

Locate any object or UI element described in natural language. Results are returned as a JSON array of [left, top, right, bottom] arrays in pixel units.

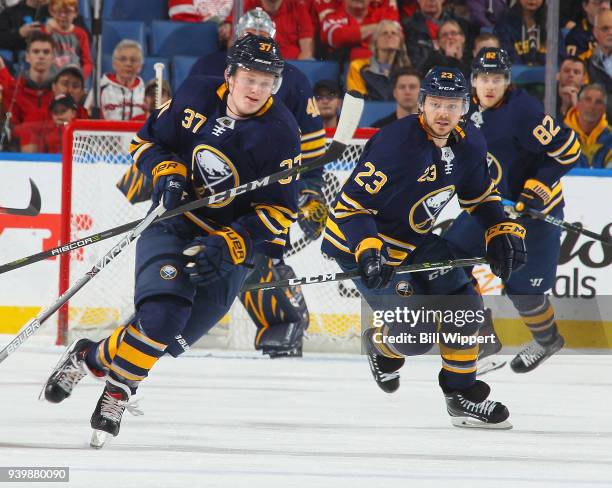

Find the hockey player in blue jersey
[[117, 8, 324, 358], [443, 48, 584, 374], [321, 67, 526, 429], [43, 35, 301, 440]]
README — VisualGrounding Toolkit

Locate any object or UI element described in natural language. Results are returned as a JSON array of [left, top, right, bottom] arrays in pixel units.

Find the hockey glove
[[485, 221, 527, 282], [183, 224, 252, 285], [355, 238, 395, 289], [514, 179, 553, 215], [297, 189, 328, 240], [151, 161, 187, 211]]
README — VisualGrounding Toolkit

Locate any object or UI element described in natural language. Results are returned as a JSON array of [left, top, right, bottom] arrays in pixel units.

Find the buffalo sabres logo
[[192, 144, 239, 207], [160, 264, 178, 280], [470, 110, 484, 128], [486, 152, 502, 185], [409, 185, 455, 234], [395, 281, 414, 297]]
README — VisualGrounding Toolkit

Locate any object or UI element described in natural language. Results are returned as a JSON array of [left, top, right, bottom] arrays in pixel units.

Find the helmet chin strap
[[419, 110, 453, 141]]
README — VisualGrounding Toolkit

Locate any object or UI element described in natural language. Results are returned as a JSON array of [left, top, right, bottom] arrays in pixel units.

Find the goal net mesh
[[61, 122, 371, 353]]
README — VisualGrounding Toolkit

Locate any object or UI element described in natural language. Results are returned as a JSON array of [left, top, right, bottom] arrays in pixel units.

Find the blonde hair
[[369, 20, 411, 69]]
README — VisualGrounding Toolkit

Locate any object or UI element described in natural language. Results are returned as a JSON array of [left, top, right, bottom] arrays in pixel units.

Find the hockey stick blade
[[0, 92, 365, 276], [502, 198, 612, 247], [476, 359, 507, 376], [0, 179, 41, 216], [242, 257, 488, 292], [0, 204, 166, 364]]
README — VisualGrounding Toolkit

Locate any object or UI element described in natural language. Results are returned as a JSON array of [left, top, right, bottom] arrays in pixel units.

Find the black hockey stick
[[502, 199, 612, 247], [0, 92, 365, 275], [242, 258, 488, 292], [0, 179, 41, 216]]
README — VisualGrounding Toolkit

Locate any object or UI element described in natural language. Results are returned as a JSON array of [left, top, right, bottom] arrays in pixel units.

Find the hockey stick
[[502, 199, 612, 247], [242, 257, 488, 292], [0, 203, 166, 364], [0, 92, 365, 275], [0, 179, 41, 216]]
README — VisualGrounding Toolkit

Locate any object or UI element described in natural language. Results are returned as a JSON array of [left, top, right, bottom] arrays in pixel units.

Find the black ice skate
[[90, 378, 142, 448], [363, 328, 404, 393], [476, 309, 506, 376], [440, 374, 512, 429], [43, 338, 102, 403], [510, 334, 564, 373]]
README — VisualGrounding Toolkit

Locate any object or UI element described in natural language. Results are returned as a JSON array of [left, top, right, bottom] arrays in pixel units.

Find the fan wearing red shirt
[[320, 0, 399, 60], [19, 93, 77, 153], [223, 0, 315, 59]]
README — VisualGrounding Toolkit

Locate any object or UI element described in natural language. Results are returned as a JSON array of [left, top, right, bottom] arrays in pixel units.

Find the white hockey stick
[[0, 204, 166, 363]]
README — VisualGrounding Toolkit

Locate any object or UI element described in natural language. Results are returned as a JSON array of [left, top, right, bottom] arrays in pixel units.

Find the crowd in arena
[[0, 0, 609, 167]]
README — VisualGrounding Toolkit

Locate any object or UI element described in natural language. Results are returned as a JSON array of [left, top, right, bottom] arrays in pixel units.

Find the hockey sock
[[107, 323, 167, 393], [439, 343, 478, 390], [86, 325, 127, 373], [517, 296, 559, 346]]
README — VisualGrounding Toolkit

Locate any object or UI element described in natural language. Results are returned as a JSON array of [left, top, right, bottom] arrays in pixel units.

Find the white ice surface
[[1, 339, 611, 488]]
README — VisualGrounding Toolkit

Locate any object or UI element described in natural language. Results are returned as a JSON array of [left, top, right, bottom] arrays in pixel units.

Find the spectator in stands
[[346, 20, 411, 100], [43, 0, 92, 79], [494, 0, 552, 66], [471, 32, 501, 57], [0, 0, 90, 53], [371, 66, 420, 128], [402, 0, 470, 69], [219, 0, 315, 59], [564, 84, 611, 168], [19, 92, 76, 152], [556, 56, 587, 119], [320, 0, 399, 61], [565, 0, 610, 57], [0, 31, 55, 127], [419, 18, 470, 78], [466, 0, 508, 29], [168, 0, 234, 25], [582, 10, 612, 120], [85, 40, 145, 120], [131, 78, 172, 121], [51, 64, 86, 117], [562, 0, 588, 28], [313, 79, 342, 128]]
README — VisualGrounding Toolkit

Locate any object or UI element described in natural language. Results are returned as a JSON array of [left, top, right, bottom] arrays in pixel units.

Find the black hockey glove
[[485, 221, 527, 282], [514, 178, 552, 215], [297, 189, 328, 240], [356, 238, 396, 289], [183, 224, 252, 285], [151, 161, 187, 211]]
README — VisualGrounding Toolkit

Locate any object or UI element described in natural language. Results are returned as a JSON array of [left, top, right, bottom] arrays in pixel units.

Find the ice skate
[[510, 334, 564, 373], [363, 328, 404, 393], [42, 338, 102, 403], [90, 378, 142, 448], [440, 374, 512, 429]]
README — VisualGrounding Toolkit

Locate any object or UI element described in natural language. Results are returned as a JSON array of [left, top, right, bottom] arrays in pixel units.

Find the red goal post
[[58, 119, 376, 350]]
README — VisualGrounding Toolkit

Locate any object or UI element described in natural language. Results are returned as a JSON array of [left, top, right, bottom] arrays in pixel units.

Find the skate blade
[[90, 430, 108, 449], [476, 359, 507, 377], [451, 417, 513, 430]]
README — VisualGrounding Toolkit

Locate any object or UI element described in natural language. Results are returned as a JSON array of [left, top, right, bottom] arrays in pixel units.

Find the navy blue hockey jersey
[[189, 52, 326, 187], [467, 88, 583, 214], [130, 76, 301, 258], [321, 115, 507, 263]]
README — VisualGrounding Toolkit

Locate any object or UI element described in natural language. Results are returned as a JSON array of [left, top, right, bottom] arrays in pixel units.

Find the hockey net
[[59, 120, 375, 353]]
